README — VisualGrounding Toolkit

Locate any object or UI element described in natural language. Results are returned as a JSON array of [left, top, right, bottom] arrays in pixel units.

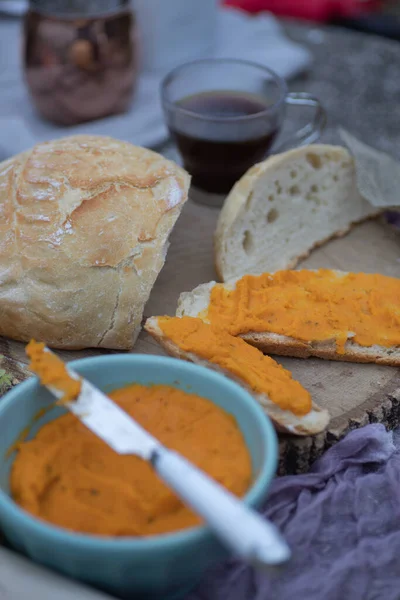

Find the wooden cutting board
[[0, 198, 399, 474]]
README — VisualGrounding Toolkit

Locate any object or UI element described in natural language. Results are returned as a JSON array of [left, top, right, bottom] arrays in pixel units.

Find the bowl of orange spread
[[0, 354, 277, 600]]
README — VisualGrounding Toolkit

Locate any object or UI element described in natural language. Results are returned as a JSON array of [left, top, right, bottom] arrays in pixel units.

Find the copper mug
[[23, 0, 138, 126]]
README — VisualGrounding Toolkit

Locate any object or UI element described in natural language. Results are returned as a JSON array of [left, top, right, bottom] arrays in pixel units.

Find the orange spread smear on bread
[[157, 316, 312, 416], [206, 270, 400, 354]]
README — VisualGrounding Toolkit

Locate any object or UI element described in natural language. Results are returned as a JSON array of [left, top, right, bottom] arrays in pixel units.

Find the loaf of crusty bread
[[0, 135, 190, 349], [176, 272, 400, 366], [215, 145, 381, 282], [145, 316, 330, 436]]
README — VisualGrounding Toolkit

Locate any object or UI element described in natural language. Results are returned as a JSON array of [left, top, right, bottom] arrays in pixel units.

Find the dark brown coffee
[[170, 90, 279, 194]]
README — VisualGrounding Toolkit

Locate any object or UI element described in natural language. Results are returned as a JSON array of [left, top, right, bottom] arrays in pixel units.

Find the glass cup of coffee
[[161, 58, 326, 206]]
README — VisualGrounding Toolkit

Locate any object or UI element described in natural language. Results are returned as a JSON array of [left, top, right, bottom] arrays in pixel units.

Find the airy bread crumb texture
[[214, 145, 381, 282]]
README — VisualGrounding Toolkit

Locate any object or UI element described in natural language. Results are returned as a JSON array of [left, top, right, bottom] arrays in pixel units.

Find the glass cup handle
[[274, 92, 327, 153]]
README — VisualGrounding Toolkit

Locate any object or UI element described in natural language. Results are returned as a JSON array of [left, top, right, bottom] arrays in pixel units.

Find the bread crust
[[241, 333, 400, 367], [0, 135, 190, 349]]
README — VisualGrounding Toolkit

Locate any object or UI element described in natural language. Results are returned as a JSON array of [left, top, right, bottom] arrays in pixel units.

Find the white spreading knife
[[39, 354, 291, 569]]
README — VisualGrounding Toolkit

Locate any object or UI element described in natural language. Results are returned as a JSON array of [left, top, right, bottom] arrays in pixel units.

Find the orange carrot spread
[[11, 384, 251, 536], [26, 340, 81, 402], [158, 316, 312, 416], [206, 270, 400, 354]]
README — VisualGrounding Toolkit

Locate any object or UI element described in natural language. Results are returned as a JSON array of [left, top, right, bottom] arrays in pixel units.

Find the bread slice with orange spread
[[145, 316, 330, 436], [176, 269, 400, 366]]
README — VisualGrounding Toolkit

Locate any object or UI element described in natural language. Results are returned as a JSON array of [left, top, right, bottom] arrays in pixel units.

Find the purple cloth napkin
[[189, 424, 400, 600]]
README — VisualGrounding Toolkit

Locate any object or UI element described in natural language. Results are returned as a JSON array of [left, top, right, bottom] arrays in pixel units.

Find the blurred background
[[0, 0, 400, 163]]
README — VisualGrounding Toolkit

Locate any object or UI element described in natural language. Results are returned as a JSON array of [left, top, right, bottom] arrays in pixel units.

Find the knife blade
[[48, 372, 161, 459]]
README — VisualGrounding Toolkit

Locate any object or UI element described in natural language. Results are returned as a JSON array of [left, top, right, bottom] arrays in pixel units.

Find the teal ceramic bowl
[[0, 355, 277, 600]]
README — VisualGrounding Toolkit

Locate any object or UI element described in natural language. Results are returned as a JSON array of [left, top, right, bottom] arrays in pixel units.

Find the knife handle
[[151, 448, 290, 568]]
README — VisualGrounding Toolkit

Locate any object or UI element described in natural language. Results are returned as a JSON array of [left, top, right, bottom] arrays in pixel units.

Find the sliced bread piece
[[215, 145, 381, 282], [176, 270, 400, 366], [145, 316, 330, 436]]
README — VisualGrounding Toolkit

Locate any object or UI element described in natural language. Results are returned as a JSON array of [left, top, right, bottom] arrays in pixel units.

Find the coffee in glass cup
[[161, 59, 326, 206]]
